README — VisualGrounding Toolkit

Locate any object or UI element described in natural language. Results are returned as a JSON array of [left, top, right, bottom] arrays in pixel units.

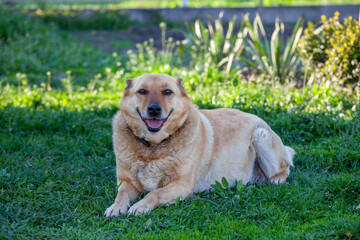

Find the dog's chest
[[134, 158, 176, 191], [138, 169, 160, 191]]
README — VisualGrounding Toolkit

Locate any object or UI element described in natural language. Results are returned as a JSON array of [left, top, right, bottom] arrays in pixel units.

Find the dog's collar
[[138, 137, 150, 147], [128, 123, 185, 149], [136, 136, 171, 148], [125, 126, 151, 148]]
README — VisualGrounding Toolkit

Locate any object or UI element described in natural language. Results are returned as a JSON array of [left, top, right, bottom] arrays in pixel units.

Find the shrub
[[297, 12, 360, 85], [184, 11, 245, 76], [240, 13, 304, 84]]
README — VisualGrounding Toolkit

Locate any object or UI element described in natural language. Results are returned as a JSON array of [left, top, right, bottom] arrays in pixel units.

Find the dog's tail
[[252, 126, 295, 184], [284, 146, 295, 167]]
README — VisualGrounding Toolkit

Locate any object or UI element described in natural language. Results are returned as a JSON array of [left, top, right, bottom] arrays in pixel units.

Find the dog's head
[[120, 73, 191, 143]]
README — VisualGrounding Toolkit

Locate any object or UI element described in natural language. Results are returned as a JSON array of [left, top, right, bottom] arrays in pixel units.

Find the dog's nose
[[147, 103, 162, 117]]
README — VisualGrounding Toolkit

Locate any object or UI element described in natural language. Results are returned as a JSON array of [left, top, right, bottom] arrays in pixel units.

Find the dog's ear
[[125, 79, 132, 90], [124, 79, 133, 96], [177, 78, 184, 87], [177, 78, 188, 96], [178, 78, 186, 89]]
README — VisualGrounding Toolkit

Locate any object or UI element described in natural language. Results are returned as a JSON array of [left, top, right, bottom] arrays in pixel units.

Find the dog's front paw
[[128, 201, 152, 216], [104, 203, 129, 218]]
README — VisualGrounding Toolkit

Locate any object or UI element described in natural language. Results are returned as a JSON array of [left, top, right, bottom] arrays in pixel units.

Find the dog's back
[[195, 108, 295, 191]]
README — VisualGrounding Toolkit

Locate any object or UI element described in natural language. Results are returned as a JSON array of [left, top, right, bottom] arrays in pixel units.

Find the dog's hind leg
[[251, 126, 295, 184]]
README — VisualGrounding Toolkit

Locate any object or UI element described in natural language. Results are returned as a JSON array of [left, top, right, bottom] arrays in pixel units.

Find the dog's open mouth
[[137, 109, 173, 132]]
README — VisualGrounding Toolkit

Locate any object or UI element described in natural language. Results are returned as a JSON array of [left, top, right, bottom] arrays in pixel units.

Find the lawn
[[0, 5, 360, 239]]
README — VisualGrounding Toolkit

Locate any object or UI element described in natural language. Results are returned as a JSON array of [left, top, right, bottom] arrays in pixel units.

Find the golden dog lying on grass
[[104, 73, 295, 217]]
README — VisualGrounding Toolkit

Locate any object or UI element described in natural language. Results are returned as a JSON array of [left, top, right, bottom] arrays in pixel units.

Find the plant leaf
[[221, 177, 229, 189]]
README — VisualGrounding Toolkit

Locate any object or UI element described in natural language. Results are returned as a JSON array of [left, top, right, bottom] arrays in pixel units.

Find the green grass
[[1, 104, 359, 239], [1, 6, 360, 239]]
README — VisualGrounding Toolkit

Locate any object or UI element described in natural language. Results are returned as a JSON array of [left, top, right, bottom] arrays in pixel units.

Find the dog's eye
[[162, 89, 173, 96], [138, 89, 147, 95]]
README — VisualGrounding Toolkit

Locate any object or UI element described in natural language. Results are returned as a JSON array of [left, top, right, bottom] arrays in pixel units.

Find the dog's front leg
[[104, 180, 140, 217], [128, 180, 194, 215]]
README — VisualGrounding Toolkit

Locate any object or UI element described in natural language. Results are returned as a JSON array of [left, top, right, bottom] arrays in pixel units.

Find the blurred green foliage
[[30, 8, 137, 30], [0, 5, 118, 87], [0, 6, 37, 41]]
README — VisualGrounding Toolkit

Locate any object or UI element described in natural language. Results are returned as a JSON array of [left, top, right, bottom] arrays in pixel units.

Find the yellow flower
[[308, 22, 314, 30], [321, 15, 327, 23]]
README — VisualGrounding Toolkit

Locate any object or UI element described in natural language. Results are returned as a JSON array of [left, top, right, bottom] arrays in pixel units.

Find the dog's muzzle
[[137, 108, 173, 132]]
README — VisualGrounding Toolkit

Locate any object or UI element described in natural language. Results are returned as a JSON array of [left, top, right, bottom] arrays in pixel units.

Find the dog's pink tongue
[[146, 119, 164, 129]]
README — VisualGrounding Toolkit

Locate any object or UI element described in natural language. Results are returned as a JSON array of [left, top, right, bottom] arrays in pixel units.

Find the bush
[[184, 11, 245, 77], [240, 14, 304, 84], [297, 12, 360, 85]]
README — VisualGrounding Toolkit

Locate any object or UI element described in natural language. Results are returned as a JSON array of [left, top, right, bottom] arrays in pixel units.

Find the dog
[[104, 73, 295, 217]]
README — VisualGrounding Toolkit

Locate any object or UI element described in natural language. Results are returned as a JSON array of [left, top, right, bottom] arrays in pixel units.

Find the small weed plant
[[126, 23, 183, 77]]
